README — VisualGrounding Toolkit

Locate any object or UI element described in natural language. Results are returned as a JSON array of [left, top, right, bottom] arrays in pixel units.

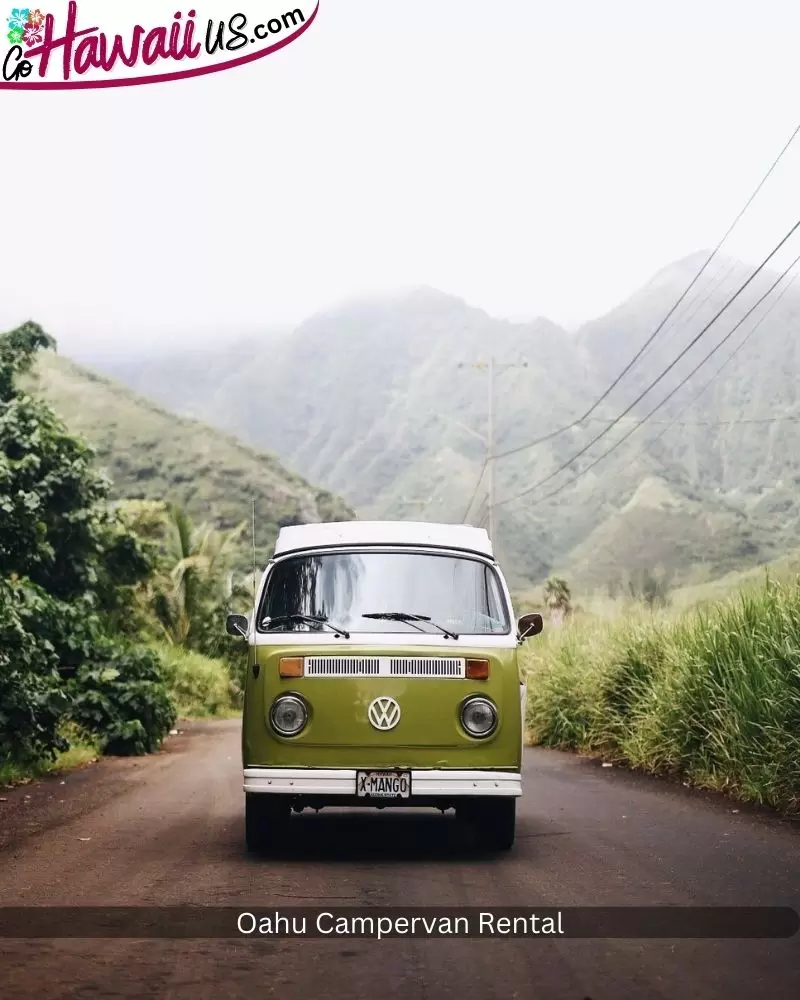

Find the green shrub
[[0, 578, 70, 767], [158, 645, 241, 717], [67, 644, 177, 756]]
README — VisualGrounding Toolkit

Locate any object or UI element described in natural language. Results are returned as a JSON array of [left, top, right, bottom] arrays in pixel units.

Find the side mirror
[[226, 614, 249, 638], [517, 612, 543, 640]]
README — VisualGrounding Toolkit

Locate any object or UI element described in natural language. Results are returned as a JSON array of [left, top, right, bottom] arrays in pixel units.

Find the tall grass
[[523, 576, 800, 814]]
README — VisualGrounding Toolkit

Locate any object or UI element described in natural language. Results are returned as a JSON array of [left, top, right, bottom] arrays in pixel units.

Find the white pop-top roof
[[273, 520, 494, 558]]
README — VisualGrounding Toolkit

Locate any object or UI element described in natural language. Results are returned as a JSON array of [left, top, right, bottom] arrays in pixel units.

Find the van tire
[[470, 798, 516, 852], [245, 794, 289, 854]]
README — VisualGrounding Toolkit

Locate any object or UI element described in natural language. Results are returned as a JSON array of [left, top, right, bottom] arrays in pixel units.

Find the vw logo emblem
[[367, 696, 401, 732]]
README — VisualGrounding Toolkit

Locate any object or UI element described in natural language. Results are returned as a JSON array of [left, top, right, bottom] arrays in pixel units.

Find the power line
[[494, 260, 738, 462], [492, 218, 800, 508], [496, 247, 800, 511], [646, 271, 800, 446], [492, 119, 800, 462], [502, 251, 800, 509], [580, 412, 800, 427], [636, 258, 740, 364], [461, 454, 488, 523], [475, 496, 489, 528]]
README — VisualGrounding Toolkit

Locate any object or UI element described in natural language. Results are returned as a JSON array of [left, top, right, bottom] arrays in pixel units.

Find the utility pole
[[487, 355, 495, 541], [457, 356, 528, 542]]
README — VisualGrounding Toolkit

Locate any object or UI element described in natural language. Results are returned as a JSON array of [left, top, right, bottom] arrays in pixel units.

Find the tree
[[150, 503, 249, 654], [544, 577, 572, 621], [0, 321, 149, 603], [627, 568, 672, 609], [0, 322, 176, 765]]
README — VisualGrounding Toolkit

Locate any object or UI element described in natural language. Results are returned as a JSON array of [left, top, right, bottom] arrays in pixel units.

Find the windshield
[[257, 550, 510, 635]]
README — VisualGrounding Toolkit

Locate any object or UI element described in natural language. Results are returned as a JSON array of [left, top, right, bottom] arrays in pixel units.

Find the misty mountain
[[24, 350, 354, 570], [92, 254, 800, 591]]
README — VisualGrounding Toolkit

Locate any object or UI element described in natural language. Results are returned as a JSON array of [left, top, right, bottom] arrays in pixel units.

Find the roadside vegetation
[[521, 573, 800, 814], [0, 726, 101, 787], [1, 324, 249, 787]]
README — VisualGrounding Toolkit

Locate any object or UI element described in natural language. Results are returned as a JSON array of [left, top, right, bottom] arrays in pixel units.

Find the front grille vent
[[304, 657, 465, 678], [389, 657, 465, 677], [305, 657, 380, 677]]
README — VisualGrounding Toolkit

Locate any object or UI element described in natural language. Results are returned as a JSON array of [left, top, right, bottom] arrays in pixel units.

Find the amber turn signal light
[[279, 657, 304, 678], [465, 658, 490, 680]]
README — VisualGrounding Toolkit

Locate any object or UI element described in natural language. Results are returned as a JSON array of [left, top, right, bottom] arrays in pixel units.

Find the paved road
[[0, 719, 798, 1000]]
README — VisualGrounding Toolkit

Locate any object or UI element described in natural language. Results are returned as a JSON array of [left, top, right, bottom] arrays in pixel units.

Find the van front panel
[[242, 642, 522, 770]]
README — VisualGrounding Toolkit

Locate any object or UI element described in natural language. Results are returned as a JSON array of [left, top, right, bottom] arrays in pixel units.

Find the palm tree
[[544, 577, 572, 624], [113, 499, 171, 543], [153, 505, 247, 647]]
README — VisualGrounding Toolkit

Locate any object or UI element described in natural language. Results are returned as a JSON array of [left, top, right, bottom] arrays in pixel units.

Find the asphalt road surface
[[1, 719, 798, 1000]]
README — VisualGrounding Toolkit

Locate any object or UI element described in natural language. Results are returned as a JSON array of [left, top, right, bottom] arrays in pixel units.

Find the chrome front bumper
[[243, 768, 521, 797]]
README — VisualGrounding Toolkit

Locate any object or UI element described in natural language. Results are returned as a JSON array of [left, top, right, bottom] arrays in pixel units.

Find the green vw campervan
[[226, 521, 543, 853]]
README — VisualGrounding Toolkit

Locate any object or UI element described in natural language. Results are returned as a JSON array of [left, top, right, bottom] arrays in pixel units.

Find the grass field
[[521, 572, 800, 814]]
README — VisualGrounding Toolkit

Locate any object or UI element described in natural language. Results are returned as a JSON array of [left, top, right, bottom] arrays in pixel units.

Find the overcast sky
[[2, 0, 800, 357]]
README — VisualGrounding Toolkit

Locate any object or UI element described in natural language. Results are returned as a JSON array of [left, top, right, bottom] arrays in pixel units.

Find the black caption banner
[[0, 907, 796, 939]]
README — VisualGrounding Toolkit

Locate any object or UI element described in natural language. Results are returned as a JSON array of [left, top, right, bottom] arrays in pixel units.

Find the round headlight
[[461, 696, 497, 738], [270, 695, 308, 736]]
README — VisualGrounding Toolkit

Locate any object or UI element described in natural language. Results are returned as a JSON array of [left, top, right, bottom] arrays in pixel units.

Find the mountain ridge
[[81, 251, 800, 590], [24, 349, 356, 569]]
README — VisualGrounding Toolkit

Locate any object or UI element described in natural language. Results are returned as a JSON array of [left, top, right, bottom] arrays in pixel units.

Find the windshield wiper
[[362, 612, 459, 640], [261, 614, 350, 639]]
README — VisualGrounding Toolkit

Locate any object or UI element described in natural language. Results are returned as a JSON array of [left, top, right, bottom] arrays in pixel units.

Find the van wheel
[[245, 794, 289, 854], [470, 799, 516, 852]]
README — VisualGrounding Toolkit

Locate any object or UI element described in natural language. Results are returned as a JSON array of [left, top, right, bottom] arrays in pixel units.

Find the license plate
[[356, 770, 411, 798]]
